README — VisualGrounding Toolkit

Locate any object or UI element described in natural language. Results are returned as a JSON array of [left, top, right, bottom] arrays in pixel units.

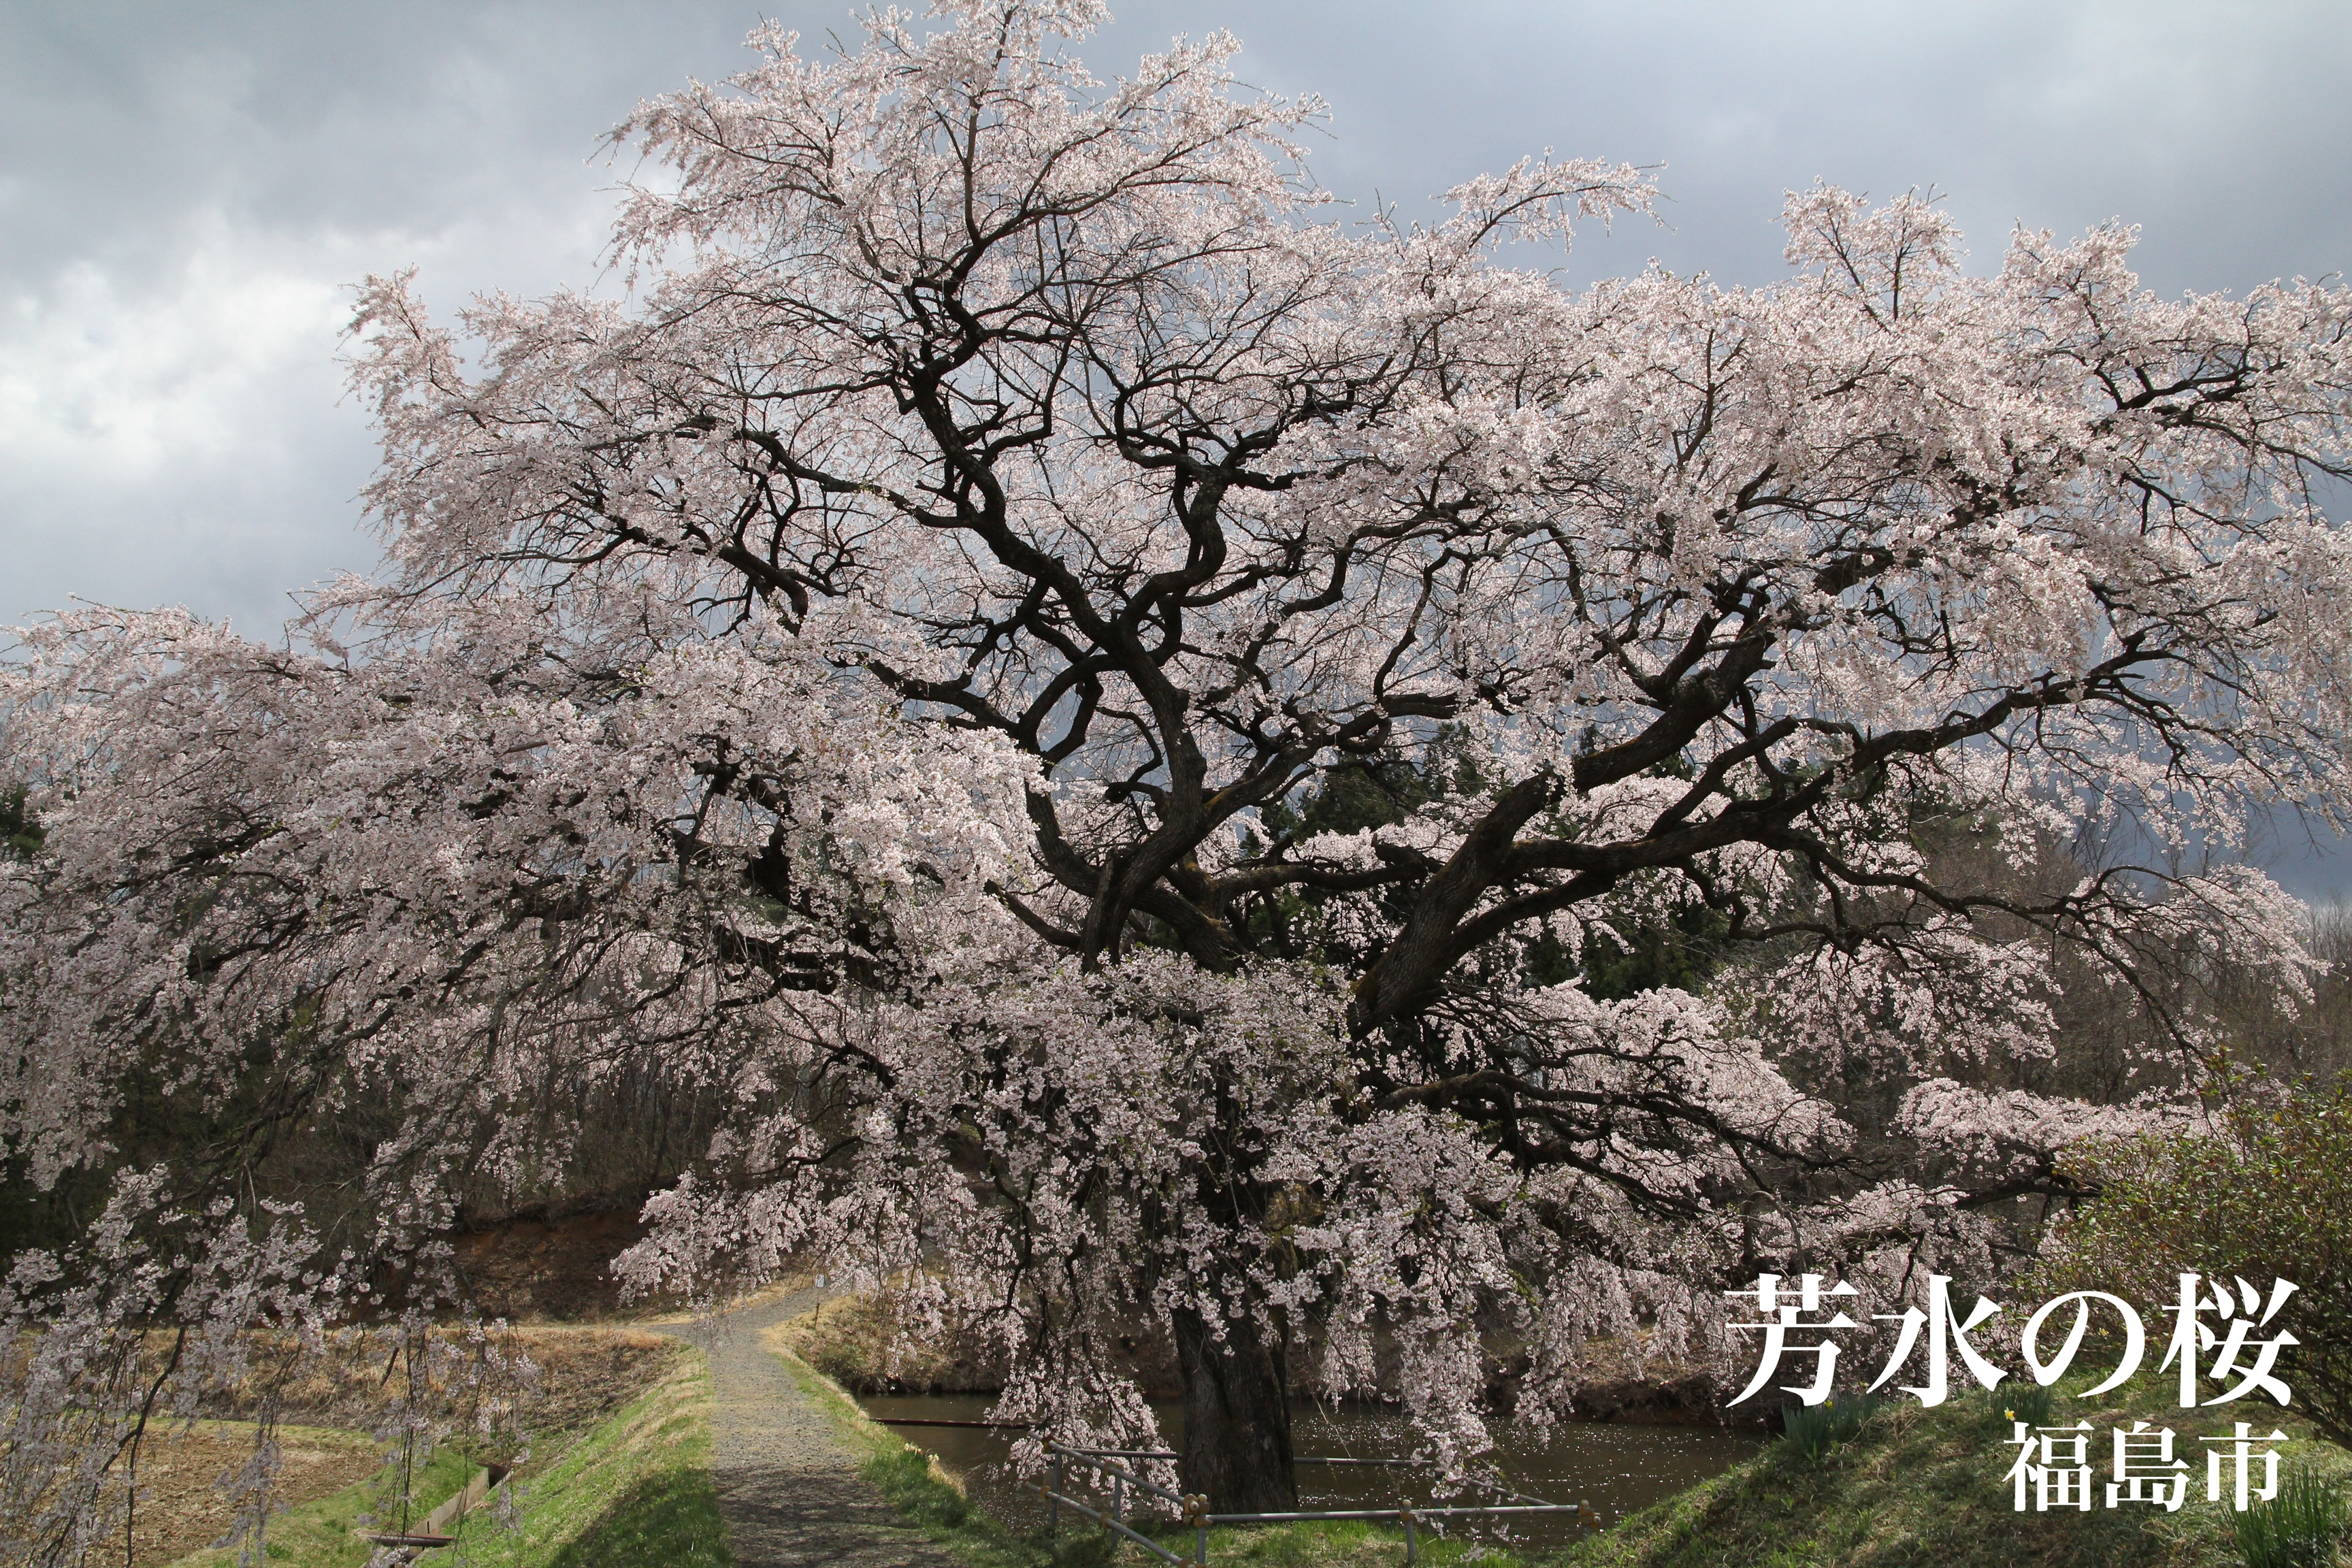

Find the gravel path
[[653, 1288, 964, 1568]]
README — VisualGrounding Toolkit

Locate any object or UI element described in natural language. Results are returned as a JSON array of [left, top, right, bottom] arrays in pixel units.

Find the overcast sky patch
[[6, 0, 2348, 890]]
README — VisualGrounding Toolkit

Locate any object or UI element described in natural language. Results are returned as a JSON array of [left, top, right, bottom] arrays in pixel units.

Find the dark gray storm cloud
[[6, 0, 2350, 885]]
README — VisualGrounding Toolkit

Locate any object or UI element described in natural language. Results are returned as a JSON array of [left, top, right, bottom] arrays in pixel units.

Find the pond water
[[858, 1392, 1765, 1548]]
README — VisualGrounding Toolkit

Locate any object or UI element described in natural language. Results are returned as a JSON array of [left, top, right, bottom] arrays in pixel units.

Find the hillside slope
[[1561, 1384, 2350, 1568]]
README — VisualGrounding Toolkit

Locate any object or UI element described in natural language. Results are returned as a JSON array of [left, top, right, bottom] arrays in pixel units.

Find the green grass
[[1780, 1396, 1888, 1467], [2234, 1464, 2350, 1568], [836, 1376, 2345, 1568], [1173, 1516, 1575, 1567], [169, 1443, 477, 1568], [168, 1350, 725, 1568], [763, 1322, 1577, 1568], [537, 1464, 731, 1568], [1555, 1379, 2352, 1568], [731, 1323, 2352, 1568], [438, 1350, 725, 1568]]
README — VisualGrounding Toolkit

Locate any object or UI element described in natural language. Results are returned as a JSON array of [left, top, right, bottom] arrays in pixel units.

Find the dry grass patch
[[187, 1323, 680, 1452], [95, 1422, 380, 1568], [162, 1345, 717, 1568]]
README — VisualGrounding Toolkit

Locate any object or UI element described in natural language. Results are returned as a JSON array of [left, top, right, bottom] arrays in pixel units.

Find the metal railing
[[1039, 1443, 1599, 1565]]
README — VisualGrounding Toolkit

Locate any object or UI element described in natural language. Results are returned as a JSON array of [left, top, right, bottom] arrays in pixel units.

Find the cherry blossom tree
[[7, 0, 2352, 1533]]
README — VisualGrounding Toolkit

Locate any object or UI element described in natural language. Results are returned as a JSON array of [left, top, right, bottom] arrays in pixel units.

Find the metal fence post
[[1049, 1452, 1062, 1535], [1401, 1509, 1417, 1566], [1112, 1472, 1124, 1526]]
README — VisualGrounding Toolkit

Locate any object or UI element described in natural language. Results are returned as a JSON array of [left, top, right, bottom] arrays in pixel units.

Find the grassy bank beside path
[[166, 1345, 725, 1568], [170, 1304, 2341, 1568], [1558, 1384, 2352, 1568], [761, 1313, 1584, 1568], [787, 1331, 2351, 1568], [437, 1345, 725, 1568], [160, 1443, 476, 1568], [756, 1316, 1044, 1568]]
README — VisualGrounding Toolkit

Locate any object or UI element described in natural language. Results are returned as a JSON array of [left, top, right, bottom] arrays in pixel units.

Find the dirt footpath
[[653, 1288, 962, 1568]]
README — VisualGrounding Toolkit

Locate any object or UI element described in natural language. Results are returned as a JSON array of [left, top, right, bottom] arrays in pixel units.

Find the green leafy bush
[[2038, 1080, 2352, 1449]]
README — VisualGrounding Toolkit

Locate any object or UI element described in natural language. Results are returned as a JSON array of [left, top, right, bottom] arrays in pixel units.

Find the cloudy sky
[[6, 1, 2351, 887]]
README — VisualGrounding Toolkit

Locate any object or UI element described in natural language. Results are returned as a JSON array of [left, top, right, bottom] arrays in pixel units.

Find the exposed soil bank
[[447, 1207, 652, 1320]]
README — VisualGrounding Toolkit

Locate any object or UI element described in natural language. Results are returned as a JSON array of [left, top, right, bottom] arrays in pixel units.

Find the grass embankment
[[789, 1337, 2351, 1568], [1559, 1382, 2352, 1568], [211, 1309, 2336, 1568], [158, 1442, 477, 1568], [762, 1317, 1556, 1568], [167, 1347, 726, 1568], [779, 1290, 1008, 1396]]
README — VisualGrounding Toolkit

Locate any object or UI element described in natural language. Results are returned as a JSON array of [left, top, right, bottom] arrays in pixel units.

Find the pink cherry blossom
[[7, 0, 2351, 1535]]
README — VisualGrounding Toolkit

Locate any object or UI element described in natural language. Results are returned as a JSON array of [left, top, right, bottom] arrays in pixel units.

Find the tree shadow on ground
[[548, 1467, 730, 1568]]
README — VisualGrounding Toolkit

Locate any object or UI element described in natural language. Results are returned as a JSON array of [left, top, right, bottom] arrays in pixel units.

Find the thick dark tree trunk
[[1172, 1305, 1296, 1512]]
